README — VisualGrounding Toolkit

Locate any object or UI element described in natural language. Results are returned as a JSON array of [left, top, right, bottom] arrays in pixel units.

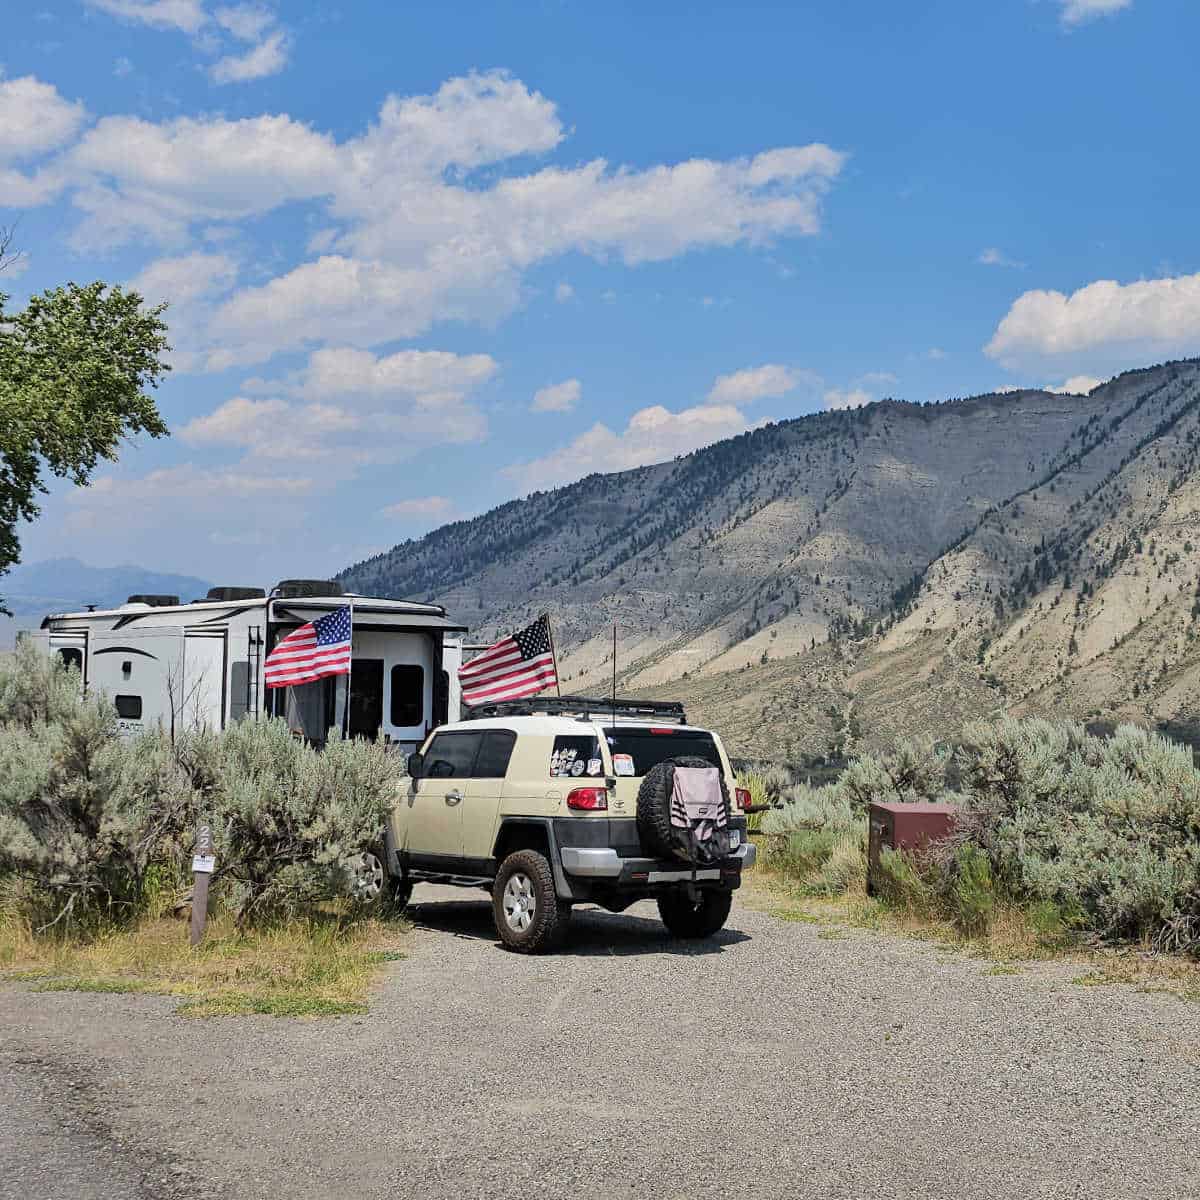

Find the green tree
[[0, 254, 170, 607]]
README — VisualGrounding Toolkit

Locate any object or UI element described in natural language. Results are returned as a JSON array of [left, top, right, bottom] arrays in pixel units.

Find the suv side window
[[424, 731, 482, 778], [474, 730, 516, 779]]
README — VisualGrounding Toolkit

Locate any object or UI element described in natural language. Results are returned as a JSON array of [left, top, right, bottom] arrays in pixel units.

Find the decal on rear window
[[550, 735, 601, 778], [612, 753, 635, 776]]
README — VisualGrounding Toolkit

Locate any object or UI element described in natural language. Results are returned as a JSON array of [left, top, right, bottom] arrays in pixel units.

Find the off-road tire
[[657, 889, 733, 939], [492, 849, 571, 954], [636, 756, 732, 863]]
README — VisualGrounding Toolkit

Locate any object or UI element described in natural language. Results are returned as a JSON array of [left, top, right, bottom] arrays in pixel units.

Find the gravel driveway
[[2, 886, 1198, 1200]]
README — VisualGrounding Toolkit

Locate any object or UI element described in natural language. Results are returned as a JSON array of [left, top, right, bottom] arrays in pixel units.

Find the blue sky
[[3, 0, 1198, 585]]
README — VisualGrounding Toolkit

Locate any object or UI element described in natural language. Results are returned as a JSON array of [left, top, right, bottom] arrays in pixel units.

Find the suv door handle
[[444, 790, 463, 806]]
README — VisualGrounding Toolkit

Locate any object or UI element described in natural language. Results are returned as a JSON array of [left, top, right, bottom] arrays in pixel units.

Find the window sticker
[[551, 735, 601, 777], [613, 753, 635, 777], [586, 758, 603, 777]]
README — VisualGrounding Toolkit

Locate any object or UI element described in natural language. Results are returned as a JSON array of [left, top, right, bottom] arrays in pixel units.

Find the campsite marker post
[[190, 824, 216, 947]]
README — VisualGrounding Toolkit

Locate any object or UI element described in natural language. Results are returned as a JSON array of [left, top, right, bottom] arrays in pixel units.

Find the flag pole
[[342, 600, 353, 739], [543, 611, 562, 696]]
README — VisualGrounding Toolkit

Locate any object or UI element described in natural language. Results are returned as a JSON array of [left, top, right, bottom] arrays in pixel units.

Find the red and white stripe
[[459, 639, 557, 705], [263, 625, 351, 689]]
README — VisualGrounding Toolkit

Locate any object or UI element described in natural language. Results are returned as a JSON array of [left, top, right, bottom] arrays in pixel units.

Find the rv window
[[229, 661, 250, 722], [389, 664, 424, 727], [474, 730, 516, 779], [57, 648, 83, 672], [114, 694, 142, 719]]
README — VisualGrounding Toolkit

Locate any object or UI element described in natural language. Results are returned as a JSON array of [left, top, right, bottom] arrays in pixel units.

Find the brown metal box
[[867, 802, 960, 895]]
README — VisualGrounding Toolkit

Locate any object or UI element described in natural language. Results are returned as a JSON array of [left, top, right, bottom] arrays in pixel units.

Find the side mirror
[[407, 752, 424, 778]]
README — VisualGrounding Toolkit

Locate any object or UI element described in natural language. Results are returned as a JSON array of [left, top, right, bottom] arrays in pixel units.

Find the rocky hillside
[[341, 359, 1200, 756]]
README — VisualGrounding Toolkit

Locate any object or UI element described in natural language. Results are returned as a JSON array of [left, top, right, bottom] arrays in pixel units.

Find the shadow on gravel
[[407, 899, 751, 957]]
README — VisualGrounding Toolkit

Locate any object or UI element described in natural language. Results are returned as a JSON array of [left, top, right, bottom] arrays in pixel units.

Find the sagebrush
[[763, 717, 1200, 953], [0, 643, 403, 931]]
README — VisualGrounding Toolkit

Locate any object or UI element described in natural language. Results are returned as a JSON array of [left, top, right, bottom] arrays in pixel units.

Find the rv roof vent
[[272, 579, 346, 599], [126, 594, 180, 607], [206, 586, 267, 602]]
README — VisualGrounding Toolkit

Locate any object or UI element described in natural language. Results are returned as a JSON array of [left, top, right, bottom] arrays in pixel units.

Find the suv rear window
[[604, 729, 721, 777]]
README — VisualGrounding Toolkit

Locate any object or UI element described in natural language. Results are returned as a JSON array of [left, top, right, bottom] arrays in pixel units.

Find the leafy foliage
[[0, 281, 170, 603]]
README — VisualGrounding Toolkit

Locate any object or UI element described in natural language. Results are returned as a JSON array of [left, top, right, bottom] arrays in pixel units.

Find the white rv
[[25, 580, 465, 751]]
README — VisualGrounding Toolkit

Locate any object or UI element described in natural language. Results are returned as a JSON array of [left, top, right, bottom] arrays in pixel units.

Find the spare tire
[[636, 756, 733, 865]]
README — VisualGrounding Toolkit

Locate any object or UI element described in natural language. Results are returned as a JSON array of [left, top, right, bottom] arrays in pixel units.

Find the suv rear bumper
[[560, 840, 756, 881]]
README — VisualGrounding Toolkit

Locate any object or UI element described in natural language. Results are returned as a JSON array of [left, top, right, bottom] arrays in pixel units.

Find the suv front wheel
[[658, 889, 733, 939], [492, 849, 571, 953]]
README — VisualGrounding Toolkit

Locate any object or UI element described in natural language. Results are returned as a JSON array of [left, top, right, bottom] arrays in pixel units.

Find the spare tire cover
[[636, 756, 733, 865]]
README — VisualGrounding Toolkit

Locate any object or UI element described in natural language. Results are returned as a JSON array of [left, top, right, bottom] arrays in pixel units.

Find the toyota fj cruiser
[[366, 696, 756, 952]]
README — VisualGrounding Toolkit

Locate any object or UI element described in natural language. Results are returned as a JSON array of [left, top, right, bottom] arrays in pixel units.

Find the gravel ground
[[2, 885, 1199, 1200]]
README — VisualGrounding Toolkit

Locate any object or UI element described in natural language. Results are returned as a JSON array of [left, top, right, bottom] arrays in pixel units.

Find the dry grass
[[0, 909, 408, 1018]]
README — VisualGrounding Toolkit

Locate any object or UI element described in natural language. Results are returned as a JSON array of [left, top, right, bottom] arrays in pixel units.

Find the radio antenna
[[611, 620, 617, 732]]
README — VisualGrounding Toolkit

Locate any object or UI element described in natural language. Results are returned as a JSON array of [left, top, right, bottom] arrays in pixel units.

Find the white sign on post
[[191, 854, 216, 874]]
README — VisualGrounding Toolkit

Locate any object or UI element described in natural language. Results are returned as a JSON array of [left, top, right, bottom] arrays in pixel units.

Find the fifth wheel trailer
[[25, 580, 466, 752]]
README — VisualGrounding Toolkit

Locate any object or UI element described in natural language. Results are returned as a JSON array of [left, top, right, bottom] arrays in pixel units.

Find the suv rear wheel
[[493, 849, 571, 953], [657, 889, 733, 939]]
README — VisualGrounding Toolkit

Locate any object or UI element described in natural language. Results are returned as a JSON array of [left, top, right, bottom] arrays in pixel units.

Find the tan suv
[[372, 696, 756, 952]]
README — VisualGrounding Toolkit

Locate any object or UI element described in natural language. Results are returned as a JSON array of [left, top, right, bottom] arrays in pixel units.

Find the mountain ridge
[[341, 359, 1200, 754]]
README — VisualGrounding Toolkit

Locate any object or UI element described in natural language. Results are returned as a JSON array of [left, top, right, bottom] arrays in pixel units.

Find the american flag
[[264, 605, 353, 689], [459, 614, 559, 706]]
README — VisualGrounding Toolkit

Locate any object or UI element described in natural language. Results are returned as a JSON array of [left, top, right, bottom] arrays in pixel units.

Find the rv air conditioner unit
[[125, 594, 180, 607], [206, 586, 267, 601], [272, 579, 346, 598]]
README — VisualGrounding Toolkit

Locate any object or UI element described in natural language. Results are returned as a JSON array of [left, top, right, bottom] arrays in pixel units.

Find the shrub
[[199, 719, 402, 925], [947, 844, 996, 936], [0, 672, 193, 931], [0, 647, 404, 932]]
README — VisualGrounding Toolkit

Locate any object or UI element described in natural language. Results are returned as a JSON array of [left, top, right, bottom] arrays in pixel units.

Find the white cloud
[[65, 112, 339, 246], [213, 3, 273, 40], [978, 247, 1024, 268], [11, 70, 846, 366], [707, 363, 807, 404], [381, 496, 454, 520], [85, 0, 208, 34], [1059, 0, 1131, 27], [554, 281, 574, 303], [126, 251, 238, 369], [823, 388, 872, 410], [0, 76, 86, 162], [128, 250, 237, 305], [506, 402, 756, 492], [210, 29, 289, 83], [986, 273, 1200, 368], [181, 344, 495, 471], [531, 379, 581, 413], [925, 347, 947, 361], [1046, 374, 1106, 395], [283, 346, 498, 401]]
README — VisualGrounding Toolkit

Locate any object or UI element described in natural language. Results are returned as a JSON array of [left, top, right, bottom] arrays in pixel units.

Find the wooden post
[[190, 824, 216, 947]]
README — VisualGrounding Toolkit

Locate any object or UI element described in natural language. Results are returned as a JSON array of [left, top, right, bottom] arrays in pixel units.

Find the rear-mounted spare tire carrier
[[635, 756, 733, 865]]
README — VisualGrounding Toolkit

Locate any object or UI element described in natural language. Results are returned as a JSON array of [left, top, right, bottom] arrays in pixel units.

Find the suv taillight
[[566, 787, 608, 811], [735, 787, 752, 812]]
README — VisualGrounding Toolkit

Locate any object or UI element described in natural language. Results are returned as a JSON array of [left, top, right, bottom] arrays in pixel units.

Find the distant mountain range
[[1, 558, 213, 618], [342, 358, 1200, 757]]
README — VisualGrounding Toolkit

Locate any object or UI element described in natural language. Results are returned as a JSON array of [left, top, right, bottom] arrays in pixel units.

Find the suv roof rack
[[463, 694, 689, 725]]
